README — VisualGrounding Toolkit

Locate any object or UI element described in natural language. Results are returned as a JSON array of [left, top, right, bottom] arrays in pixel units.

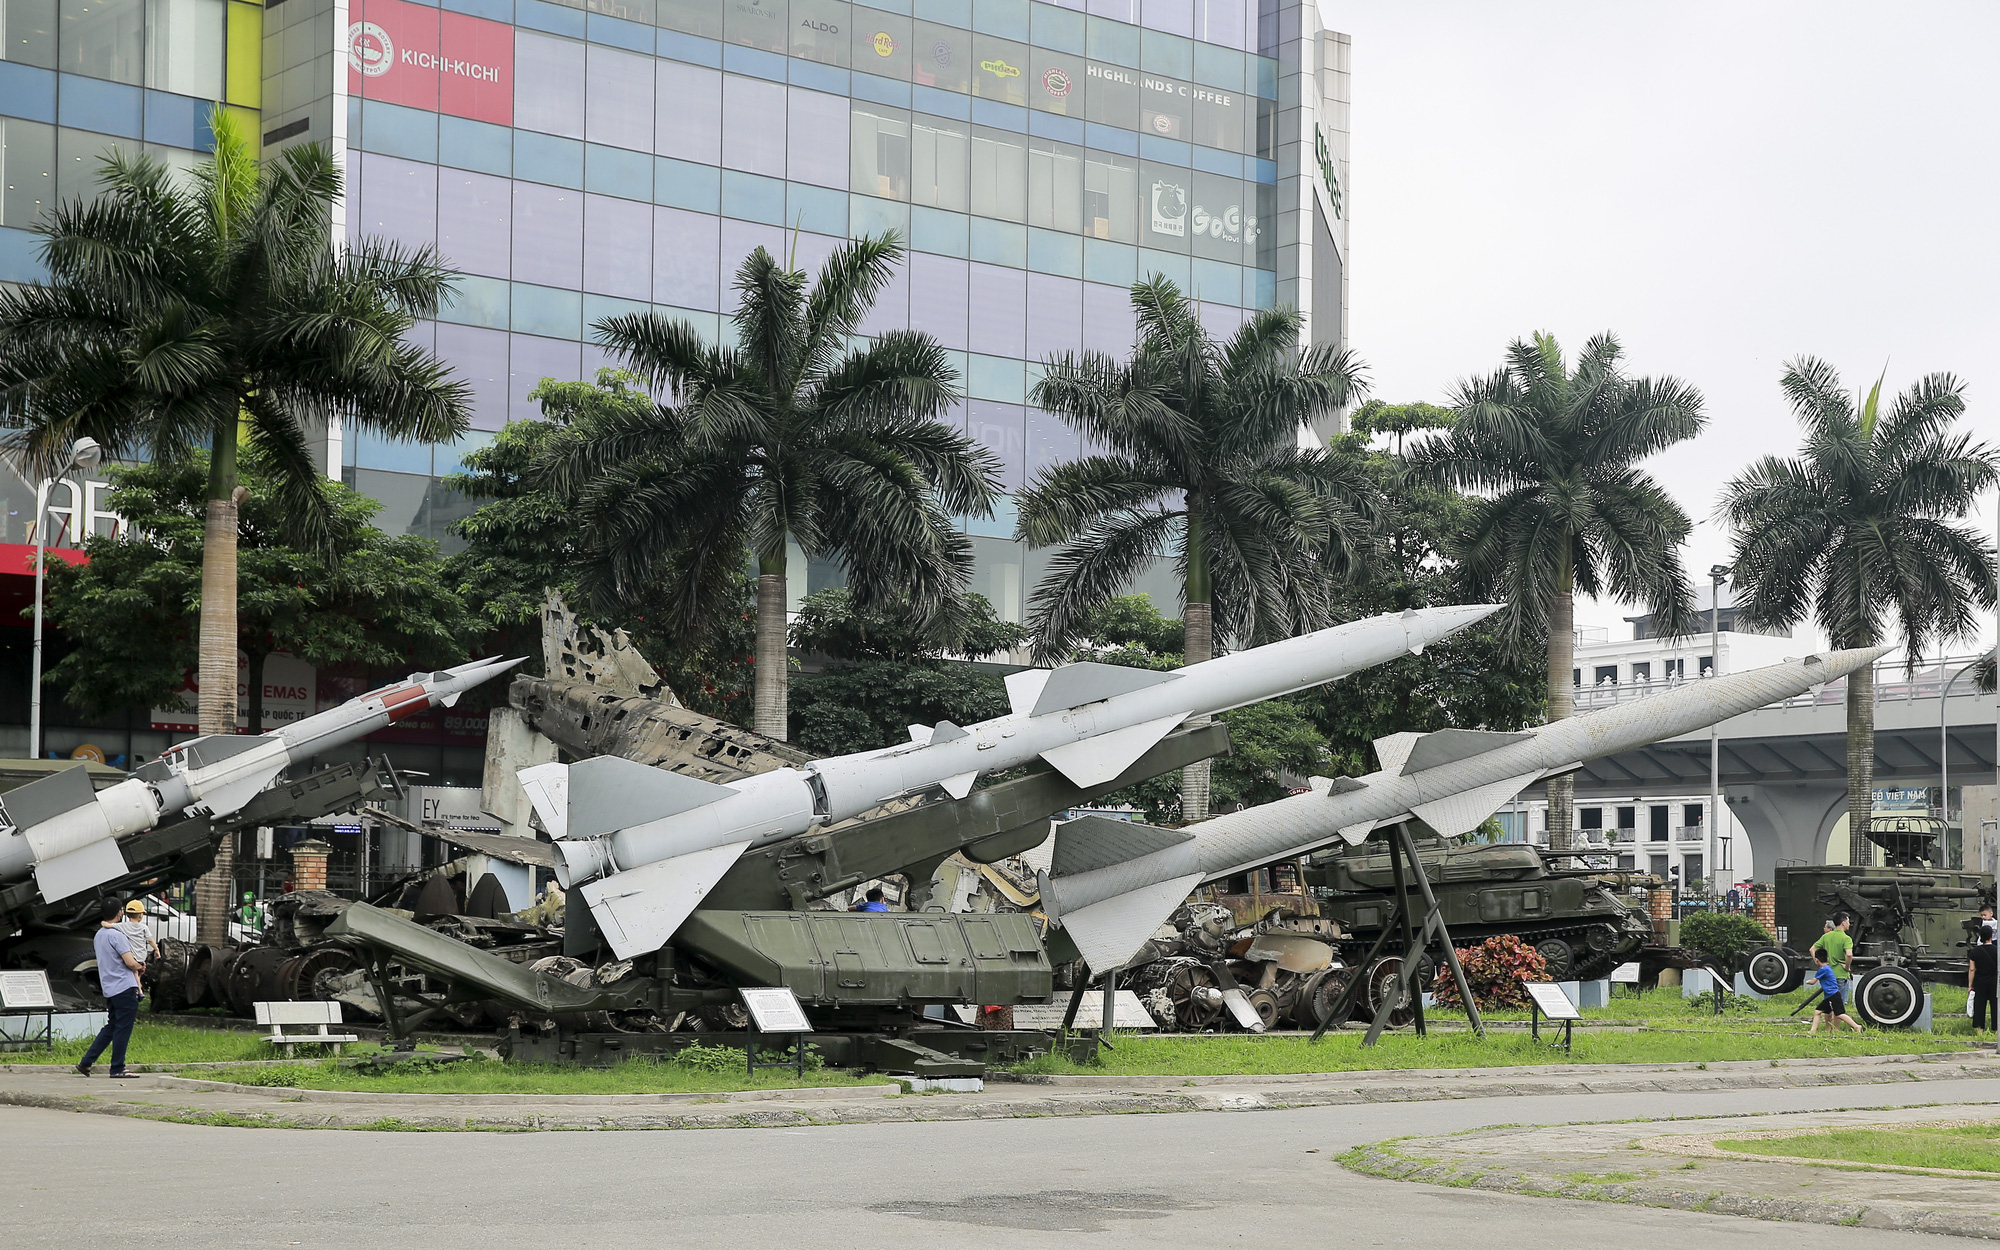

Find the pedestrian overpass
[[1558, 655, 1998, 879]]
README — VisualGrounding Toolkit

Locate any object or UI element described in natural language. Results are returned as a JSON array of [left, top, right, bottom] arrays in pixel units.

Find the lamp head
[[68, 436, 102, 474], [1708, 563, 1733, 580]]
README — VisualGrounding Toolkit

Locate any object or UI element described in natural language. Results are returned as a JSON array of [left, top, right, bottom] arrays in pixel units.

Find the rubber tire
[[1743, 946, 1803, 995], [1853, 966, 1924, 1029]]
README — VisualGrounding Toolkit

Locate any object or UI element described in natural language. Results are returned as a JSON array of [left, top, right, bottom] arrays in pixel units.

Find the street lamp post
[[1708, 563, 1732, 897], [28, 437, 103, 759], [1942, 659, 1978, 866]]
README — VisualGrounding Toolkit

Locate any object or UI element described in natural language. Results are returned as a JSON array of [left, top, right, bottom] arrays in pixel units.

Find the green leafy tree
[[1409, 332, 1704, 856], [0, 110, 468, 939], [442, 371, 758, 722], [43, 453, 475, 729], [786, 589, 1026, 756], [540, 234, 1001, 740], [1019, 277, 1377, 821], [1722, 360, 1997, 863]]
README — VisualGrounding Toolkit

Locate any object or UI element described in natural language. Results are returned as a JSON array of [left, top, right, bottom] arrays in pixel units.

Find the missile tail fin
[[518, 762, 569, 838], [1050, 814, 1194, 877], [1372, 732, 1422, 775], [566, 756, 735, 840], [1409, 771, 1542, 837], [1056, 873, 1205, 972], [196, 760, 289, 820], [1039, 712, 1190, 788], [939, 771, 978, 799], [580, 839, 752, 959], [33, 838, 129, 903], [1337, 820, 1377, 845]]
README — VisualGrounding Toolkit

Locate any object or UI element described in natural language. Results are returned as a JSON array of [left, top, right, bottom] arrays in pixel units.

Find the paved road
[[11, 1079, 2000, 1246]]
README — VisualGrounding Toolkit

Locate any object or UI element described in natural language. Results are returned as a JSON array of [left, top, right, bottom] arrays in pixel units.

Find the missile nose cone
[[1801, 645, 1895, 684], [1399, 602, 1504, 645]]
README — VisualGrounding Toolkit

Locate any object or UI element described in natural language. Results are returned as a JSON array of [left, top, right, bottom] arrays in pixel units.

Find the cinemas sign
[[346, 0, 513, 126]]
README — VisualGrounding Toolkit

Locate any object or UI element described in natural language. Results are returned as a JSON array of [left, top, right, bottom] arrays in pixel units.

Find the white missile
[[527, 604, 1504, 959], [1039, 645, 1893, 973], [0, 656, 523, 902]]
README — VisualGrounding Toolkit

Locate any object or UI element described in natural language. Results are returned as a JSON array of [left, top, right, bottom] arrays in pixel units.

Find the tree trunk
[[193, 429, 241, 946], [753, 543, 790, 741], [1846, 660, 1877, 867], [1543, 545, 1576, 861], [1180, 514, 1212, 823]]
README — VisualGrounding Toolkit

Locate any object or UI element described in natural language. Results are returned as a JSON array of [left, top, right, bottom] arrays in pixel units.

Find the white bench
[[254, 1001, 359, 1057]]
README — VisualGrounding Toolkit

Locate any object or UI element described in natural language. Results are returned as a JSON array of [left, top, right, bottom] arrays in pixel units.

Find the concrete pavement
[[8, 1079, 2000, 1246]]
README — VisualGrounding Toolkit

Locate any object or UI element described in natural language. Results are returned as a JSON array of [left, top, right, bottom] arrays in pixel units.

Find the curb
[[1340, 1144, 2000, 1240], [5, 1056, 1998, 1132], [144, 1075, 903, 1106]]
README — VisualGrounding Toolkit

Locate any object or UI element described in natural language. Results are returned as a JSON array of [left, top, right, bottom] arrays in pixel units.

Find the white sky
[[1324, 1, 2000, 654]]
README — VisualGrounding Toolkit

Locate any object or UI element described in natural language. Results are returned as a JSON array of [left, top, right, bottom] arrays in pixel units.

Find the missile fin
[[518, 762, 569, 839], [1371, 732, 1423, 775], [1051, 814, 1194, 877], [1337, 820, 1378, 845], [1056, 873, 1206, 972], [566, 756, 735, 840], [1003, 669, 1051, 717], [939, 771, 978, 800], [579, 840, 752, 959], [194, 760, 289, 819], [31, 838, 130, 903], [907, 725, 931, 745], [1028, 662, 1180, 717], [929, 720, 968, 743], [1039, 713, 1191, 789], [0, 762, 99, 832], [1309, 776, 1368, 796], [1409, 771, 1542, 837], [1401, 727, 1537, 774]]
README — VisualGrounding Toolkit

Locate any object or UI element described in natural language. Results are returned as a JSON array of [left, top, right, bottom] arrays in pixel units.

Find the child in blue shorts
[[1808, 948, 1863, 1033]]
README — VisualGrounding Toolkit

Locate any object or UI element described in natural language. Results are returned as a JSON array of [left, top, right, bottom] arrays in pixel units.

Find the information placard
[[1523, 981, 1581, 1021], [1610, 962, 1641, 984], [0, 970, 54, 1010], [739, 987, 812, 1034]]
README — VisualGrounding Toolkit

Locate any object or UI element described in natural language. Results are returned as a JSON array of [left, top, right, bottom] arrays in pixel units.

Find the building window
[[851, 106, 911, 201], [969, 125, 1026, 223], [1631, 661, 1650, 682], [1028, 136, 1083, 234], [0, 117, 55, 228], [1649, 855, 1669, 879], [1699, 654, 1714, 676], [59, 0, 142, 84], [1684, 803, 1703, 829], [3, 0, 59, 68], [910, 115, 968, 211], [1593, 665, 1617, 685], [1579, 807, 1603, 830], [1664, 658, 1684, 679], [1084, 150, 1138, 242], [143, 0, 221, 98], [1684, 853, 1704, 882], [515, 32, 585, 138], [1572, 668, 1581, 687], [1616, 806, 1635, 833], [1616, 855, 1634, 871], [1649, 805, 1669, 842]]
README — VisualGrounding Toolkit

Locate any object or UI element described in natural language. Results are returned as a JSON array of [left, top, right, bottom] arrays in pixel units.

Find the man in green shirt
[[1813, 913, 1855, 997]]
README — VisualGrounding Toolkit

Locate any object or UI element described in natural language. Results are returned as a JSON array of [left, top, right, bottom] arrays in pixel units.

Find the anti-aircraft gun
[[1740, 818, 1994, 1027]]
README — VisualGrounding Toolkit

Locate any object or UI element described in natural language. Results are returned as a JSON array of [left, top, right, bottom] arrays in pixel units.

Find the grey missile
[[0, 655, 523, 903], [1039, 645, 1892, 972], [525, 603, 1504, 960]]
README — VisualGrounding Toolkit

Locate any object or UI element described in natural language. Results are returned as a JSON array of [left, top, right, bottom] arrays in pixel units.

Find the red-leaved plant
[[1431, 934, 1550, 1011]]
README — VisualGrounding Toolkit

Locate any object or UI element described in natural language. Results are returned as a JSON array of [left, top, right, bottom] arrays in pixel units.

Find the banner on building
[[347, 0, 514, 127]]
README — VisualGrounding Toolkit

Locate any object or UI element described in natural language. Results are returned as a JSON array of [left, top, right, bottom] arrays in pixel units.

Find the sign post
[[1524, 981, 1580, 1057], [0, 970, 55, 1051], [739, 987, 812, 1080]]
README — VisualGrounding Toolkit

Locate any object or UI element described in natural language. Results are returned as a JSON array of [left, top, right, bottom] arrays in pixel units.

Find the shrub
[[1432, 935, 1549, 1010], [1679, 910, 1773, 966]]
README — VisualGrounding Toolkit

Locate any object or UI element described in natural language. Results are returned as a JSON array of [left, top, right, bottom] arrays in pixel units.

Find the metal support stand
[[1059, 973, 1087, 1033], [745, 1021, 807, 1080], [1529, 998, 1572, 1056], [0, 1007, 53, 1051], [1100, 966, 1117, 1039], [1311, 824, 1485, 1047]]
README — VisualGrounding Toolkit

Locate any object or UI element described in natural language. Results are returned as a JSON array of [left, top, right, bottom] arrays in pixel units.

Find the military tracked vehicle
[[1303, 837, 1655, 982]]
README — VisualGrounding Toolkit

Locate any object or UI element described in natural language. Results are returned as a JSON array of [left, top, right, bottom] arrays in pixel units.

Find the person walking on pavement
[[1969, 932, 1997, 1031], [1808, 947, 1863, 1034], [77, 897, 145, 1078]]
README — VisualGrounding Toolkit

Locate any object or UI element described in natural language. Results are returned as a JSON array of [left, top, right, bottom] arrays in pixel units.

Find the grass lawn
[[4, 1023, 320, 1066], [178, 1056, 887, 1096], [1715, 1122, 2000, 1173], [1007, 1026, 1985, 1077]]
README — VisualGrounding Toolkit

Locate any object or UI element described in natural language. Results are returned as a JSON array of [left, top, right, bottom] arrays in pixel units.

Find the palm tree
[[0, 110, 470, 940], [1723, 359, 1997, 865], [544, 234, 1001, 739], [1409, 332, 1705, 855], [1017, 277, 1376, 822]]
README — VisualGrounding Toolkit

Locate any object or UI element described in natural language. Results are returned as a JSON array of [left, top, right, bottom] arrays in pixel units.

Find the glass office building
[[1, 0, 1351, 622]]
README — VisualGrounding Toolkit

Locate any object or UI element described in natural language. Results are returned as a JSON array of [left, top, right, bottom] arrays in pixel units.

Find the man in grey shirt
[[77, 897, 145, 1079]]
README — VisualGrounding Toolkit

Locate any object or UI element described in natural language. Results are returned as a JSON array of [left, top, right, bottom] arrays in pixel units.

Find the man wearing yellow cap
[[116, 899, 160, 973]]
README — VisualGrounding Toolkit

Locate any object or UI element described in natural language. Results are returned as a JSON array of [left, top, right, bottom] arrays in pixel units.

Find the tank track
[[1342, 920, 1634, 985]]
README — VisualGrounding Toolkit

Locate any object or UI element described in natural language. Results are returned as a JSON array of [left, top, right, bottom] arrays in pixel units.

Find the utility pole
[[1709, 564, 1732, 896]]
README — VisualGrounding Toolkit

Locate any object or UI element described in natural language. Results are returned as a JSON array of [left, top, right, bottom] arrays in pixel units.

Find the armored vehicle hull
[[1304, 840, 1655, 982]]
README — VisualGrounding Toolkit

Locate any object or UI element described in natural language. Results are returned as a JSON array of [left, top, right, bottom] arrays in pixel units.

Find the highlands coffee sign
[[346, 0, 513, 126]]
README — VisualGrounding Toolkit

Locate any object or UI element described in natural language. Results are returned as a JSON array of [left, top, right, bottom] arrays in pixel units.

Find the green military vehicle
[[1303, 837, 1657, 982], [1740, 854, 1993, 1028]]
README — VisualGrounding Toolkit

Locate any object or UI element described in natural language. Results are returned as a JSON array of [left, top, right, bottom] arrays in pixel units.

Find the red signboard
[[348, 0, 513, 127]]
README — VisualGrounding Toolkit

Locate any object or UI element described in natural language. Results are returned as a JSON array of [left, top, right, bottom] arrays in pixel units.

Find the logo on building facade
[[931, 40, 953, 67], [1315, 124, 1344, 220], [1150, 180, 1186, 237], [980, 58, 1019, 79], [348, 21, 394, 76], [872, 31, 897, 56], [1041, 67, 1072, 97]]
